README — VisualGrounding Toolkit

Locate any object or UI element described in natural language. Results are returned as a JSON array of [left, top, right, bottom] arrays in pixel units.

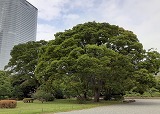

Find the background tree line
[[1, 22, 160, 102]]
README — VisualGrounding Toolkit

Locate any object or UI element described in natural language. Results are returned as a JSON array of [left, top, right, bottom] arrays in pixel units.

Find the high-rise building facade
[[0, 0, 37, 70]]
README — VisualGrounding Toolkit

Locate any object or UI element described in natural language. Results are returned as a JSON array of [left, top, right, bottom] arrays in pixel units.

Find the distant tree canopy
[[35, 22, 160, 102], [5, 40, 47, 98]]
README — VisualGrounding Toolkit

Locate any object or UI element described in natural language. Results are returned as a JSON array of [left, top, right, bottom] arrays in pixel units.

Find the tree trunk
[[94, 87, 100, 102], [83, 92, 87, 100]]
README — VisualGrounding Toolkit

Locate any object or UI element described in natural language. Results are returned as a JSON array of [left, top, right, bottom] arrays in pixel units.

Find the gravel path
[[55, 99, 160, 114]]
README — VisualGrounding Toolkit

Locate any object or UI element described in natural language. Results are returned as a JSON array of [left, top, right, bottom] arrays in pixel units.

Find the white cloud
[[63, 14, 80, 20], [67, 0, 95, 9], [36, 24, 61, 41], [61, 14, 82, 29], [27, 0, 160, 52], [27, 0, 69, 21], [90, 0, 160, 51], [121, 0, 160, 51]]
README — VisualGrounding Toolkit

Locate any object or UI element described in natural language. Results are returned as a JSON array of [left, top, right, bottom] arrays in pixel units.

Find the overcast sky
[[27, 0, 160, 52]]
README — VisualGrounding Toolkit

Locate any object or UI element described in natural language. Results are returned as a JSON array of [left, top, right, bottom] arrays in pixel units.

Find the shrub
[[0, 100, 17, 108], [104, 94, 124, 101], [32, 90, 54, 103], [76, 96, 86, 104], [55, 90, 64, 99], [103, 94, 112, 100], [153, 92, 160, 97], [23, 98, 34, 103], [112, 95, 124, 101]]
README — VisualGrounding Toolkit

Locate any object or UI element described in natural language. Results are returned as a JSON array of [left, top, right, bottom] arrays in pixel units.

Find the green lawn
[[0, 99, 120, 114]]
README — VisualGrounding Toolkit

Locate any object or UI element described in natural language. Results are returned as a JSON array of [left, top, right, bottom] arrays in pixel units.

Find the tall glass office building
[[0, 0, 37, 70]]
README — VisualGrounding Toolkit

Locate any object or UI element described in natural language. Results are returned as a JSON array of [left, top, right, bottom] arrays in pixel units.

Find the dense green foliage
[[0, 71, 12, 99], [4, 22, 160, 102], [5, 40, 47, 98], [35, 22, 160, 102], [32, 90, 54, 103]]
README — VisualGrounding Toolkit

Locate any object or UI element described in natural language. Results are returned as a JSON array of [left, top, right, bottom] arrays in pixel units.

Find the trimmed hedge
[[0, 100, 17, 108], [23, 98, 34, 103]]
